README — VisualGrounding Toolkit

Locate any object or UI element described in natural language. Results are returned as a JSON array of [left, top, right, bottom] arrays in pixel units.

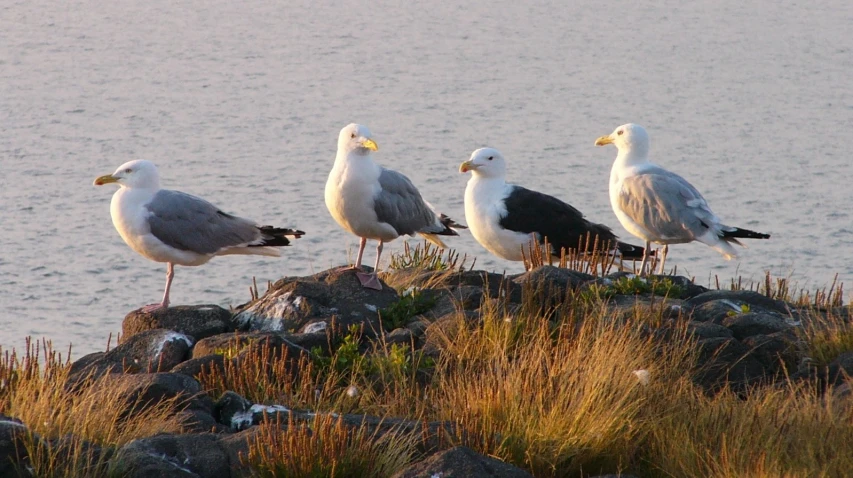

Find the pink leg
[[142, 263, 174, 312], [357, 241, 383, 290]]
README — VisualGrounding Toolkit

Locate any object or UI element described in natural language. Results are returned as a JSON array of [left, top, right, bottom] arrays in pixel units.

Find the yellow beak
[[459, 160, 476, 173], [594, 135, 614, 146], [361, 138, 378, 151], [94, 174, 118, 186]]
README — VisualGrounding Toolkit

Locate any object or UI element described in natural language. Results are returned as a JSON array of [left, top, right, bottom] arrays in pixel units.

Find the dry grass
[[0, 339, 186, 477], [243, 412, 419, 478]]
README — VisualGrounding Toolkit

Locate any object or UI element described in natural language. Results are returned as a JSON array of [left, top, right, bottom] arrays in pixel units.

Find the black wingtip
[[255, 226, 305, 247], [436, 213, 467, 236], [616, 241, 648, 259], [722, 227, 770, 240]]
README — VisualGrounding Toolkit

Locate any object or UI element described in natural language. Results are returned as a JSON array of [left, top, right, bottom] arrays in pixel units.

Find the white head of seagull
[[337, 123, 378, 157], [594, 123, 651, 167], [459, 147, 506, 179], [93, 159, 161, 189]]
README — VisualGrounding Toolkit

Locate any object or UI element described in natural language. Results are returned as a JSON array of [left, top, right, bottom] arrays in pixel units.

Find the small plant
[[389, 241, 465, 272], [379, 288, 436, 331], [312, 325, 367, 377], [243, 413, 417, 478], [726, 303, 751, 317]]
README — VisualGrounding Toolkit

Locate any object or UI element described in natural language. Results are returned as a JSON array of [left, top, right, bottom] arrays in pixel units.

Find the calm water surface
[[2, 0, 852, 357]]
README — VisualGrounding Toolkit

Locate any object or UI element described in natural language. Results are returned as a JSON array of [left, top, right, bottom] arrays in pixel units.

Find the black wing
[[498, 186, 619, 256]]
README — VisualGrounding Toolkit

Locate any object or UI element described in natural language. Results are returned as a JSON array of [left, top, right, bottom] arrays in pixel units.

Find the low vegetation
[[3, 245, 853, 477]]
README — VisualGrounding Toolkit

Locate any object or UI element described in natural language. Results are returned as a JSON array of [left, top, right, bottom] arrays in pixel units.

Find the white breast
[[325, 156, 397, 241], [465, 178, 535, 262]]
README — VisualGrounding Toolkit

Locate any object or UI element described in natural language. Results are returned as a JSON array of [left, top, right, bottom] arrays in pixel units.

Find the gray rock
[[723, 312, 791, 339], [213, 391, 252, 430], [694, 337, 768, 393], [217, 427, 262, 477], [112, 433, 229, 478], [233, 268, 399, 333], [391, 446, 532, 478], [827, 351, 853, 386], [425, 286, 483, 320], [285, 330, 331, 354], [685, 290, 792, 316], [686, 321, 734, 340], [192, 332, 276, 359], [170, 354, 227, 379], [122, 305, 234, 342], [91, 373, 213, 421], [68, 329, 193, 386], [512, 265, 594, 290], [386, 327, 415, 346], [742, 333, 800, 379], [688, 299, 747, 325], [0, 417, 31, 477]]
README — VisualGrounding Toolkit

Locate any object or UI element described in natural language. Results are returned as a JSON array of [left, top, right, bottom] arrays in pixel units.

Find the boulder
[[89, 373, 213, 422], [391, 446, 532, 478], [0, 416, 30, 477], [112, 433, 230, 478], [722, 312, 792, 340], [213, 391, 253, 430], [68, 329, 193, 386], [685, 290, 792, 316], [122, 305, 234, 342], [512, 266, 594, 290], [171, 354, 227, 379], [827, 351, 853, 387], [693, 337, 768, 393], [686, 321, 734, 340], [233, 269, 399, 333], [741, 333, 800, 379]]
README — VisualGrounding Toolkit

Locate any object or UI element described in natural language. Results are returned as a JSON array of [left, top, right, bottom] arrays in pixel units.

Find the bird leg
[[354, 237, 367, 269], [638, 241, 651, 276], [357, 241, 384, 290], [142, 262, 174, 312], [658, 245, 669, 275]]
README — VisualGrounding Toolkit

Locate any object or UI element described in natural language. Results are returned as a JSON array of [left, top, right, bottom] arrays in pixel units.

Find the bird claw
[[356, 272, 383, 290], [141, 303, 168, 313]]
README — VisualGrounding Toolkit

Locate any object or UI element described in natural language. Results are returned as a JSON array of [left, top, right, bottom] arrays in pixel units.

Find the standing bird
[[459, 147, 645, 266], [325, 123, 465, 290], [94, 160, 304, 311], [595, 123, 769, 275]]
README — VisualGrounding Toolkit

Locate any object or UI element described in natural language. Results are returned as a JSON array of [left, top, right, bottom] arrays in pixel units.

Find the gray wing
[[374, 168, 442, 236], [617, 168, 720, 241], [145, 190, 261, 254]]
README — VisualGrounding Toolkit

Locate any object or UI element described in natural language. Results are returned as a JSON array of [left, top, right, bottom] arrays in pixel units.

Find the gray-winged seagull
[[94, 160, 304, 311], [325, 123, 466, 289], [595, 123, 769, 275]]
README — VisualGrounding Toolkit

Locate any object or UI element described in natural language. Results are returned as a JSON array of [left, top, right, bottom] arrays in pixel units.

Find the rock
[[386, 327, 415, 346], [90, 373, 213, 421], [694, 337, 768, 393], [213, 391, 252, 430], [391, 446, 532, 478], [512, 266, 594, 290], [685, 290, 792, 316], [217, 427, 262, 476], [455, 270, 522, 303], [686, 321, 733, 340], [233, 269, 399, 333], [722, 312, 791, 340], [122, 305, 234, 342], [425, 286, 483, 320], [68, 330, 193, 386], [171, 354, 227, 379], [192, 332, 276, 358], [0, 417, 31, 476], [687, 299, 747, 325], [589, 475, 640, 478], [742, 333, 800, 379], [827, 352, 853, 387], [112, 433, 230, 478]]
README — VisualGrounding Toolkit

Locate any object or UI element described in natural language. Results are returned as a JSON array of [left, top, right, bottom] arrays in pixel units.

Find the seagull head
[[94, 159, 161, 189], [459, 147, 506, 179], [595, 123, 650, 158], [338, 123, 378, 156]]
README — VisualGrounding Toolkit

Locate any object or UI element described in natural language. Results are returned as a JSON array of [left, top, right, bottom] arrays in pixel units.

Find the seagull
[[459, 147, 645, 267], [325, 123, 466, 289], [94, 160, 304, 311], [595, 123, 769, 275]]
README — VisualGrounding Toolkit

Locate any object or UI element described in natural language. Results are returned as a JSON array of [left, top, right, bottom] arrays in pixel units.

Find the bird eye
[[617, 130, 624, 136], [124, 168, 132, 173], [487, 156, 493, 160], [350, 133, 356, 139]]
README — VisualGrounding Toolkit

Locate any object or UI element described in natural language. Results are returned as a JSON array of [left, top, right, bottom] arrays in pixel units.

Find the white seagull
[[595, 123, 769, 275], [325, 123, 466, 289], [94, 160, 304, 311], [459, 147, 645, 265]]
